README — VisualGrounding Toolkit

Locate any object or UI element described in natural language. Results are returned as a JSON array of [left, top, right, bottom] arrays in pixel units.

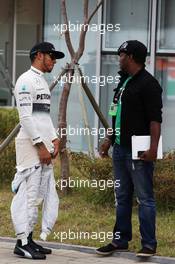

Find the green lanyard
[[118, 76, 132, 102], [115, 76, 132, 144], [108, 76, 132, 116]]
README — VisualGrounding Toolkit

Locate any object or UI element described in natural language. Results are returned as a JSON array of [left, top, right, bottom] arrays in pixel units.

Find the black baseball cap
[[30, 42, 65, 59], [117, 40, 147, 63]]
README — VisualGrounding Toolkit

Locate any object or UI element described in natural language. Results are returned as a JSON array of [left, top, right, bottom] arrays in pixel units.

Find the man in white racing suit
[[10, 42, 65, 260]]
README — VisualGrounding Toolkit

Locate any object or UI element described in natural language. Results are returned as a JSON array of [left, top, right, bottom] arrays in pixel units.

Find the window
[[0, 0, 14, 105], [103, 0, 150, 51], [156, 57, 175, 151], [16, 0, 43, 79], [157, 0, 175, 52]]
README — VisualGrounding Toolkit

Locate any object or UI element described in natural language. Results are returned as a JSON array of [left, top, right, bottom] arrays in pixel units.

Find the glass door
[[16, 0, 43, 80], [0, 0, 14, 105], [0, 0, 43, 106]]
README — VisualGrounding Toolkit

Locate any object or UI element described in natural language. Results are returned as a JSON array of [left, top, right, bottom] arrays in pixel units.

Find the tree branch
[[77, 65, 109, 129], [61, 0, 75, 58], [87, 0, 104, 24], [84, 0, 89, 20], [75, 0, 104, 61]]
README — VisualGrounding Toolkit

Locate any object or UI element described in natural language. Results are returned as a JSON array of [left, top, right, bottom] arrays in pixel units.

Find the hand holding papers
[[132, 135, 163, 160]]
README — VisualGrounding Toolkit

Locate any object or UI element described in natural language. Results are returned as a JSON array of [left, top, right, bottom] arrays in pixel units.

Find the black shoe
[[14, 240, 46, 259], [136, 247, 156, 257], [28, 232, 52, 254], [96, 243, 128, 256]]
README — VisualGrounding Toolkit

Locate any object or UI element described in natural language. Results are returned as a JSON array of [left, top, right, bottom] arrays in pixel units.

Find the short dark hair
[[30, 52, 37, 62]]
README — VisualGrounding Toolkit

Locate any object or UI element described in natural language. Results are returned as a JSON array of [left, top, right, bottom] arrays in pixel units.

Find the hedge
[[0, 108, 175, 210], [69, 152, 175, 209], [0, 108, 18, 187], [0, 108, 19, 138]]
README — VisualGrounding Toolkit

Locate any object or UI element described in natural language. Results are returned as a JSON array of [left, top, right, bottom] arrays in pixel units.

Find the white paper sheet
[[131, 135, 163, 160]]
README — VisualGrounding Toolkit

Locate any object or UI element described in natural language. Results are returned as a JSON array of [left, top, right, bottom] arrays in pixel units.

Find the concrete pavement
[[0, 238, 174, 264]]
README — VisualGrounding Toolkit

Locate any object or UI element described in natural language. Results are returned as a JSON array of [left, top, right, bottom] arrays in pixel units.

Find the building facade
[[0, 0, 175, 153]]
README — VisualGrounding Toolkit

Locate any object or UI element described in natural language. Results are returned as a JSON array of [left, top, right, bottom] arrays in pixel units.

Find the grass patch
[[1, 187, 175, 257]]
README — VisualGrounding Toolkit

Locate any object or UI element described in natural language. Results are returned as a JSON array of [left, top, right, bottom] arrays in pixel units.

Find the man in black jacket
[[96, 40, 162, 257]]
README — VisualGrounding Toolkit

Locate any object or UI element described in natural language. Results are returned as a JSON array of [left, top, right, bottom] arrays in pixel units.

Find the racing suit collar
[[30, 66, 44, 76]]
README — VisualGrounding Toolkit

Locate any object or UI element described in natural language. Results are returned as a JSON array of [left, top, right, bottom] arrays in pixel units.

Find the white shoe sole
[[137, 253, 155, 257]]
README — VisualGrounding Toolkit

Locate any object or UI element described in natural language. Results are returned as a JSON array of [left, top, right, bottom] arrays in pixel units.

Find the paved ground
[[1, 238, 175, 264], [0, 241, 160, 264]]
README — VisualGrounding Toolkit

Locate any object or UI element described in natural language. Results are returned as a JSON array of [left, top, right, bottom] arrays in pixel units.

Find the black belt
[[33, 103, 50, 113]]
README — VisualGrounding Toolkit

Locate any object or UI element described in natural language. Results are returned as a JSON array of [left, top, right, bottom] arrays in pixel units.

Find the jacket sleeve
[[14, 77, 43, 145], [142, 79, 163, 123]]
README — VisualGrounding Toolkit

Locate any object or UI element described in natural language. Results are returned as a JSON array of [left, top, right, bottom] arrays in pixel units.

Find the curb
[[0, 237, 175, 264]]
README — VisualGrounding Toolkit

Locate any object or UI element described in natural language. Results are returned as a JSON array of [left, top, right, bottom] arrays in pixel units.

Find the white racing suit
[[10, 66, 59, 243]]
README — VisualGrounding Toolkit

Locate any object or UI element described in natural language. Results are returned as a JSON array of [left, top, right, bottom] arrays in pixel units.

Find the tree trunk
[[58, 67, 74, 194], [58, 0, 104, 194]]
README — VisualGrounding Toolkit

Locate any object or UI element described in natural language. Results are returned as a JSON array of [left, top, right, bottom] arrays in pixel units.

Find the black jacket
[[111, 68, 163, 149]]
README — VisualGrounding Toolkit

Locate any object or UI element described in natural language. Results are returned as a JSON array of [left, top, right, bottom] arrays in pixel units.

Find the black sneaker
[[96, 243, 128, 256], [28, 233, 52, 254], [14, 240, 46, 259], [136, 247, 156, 257]]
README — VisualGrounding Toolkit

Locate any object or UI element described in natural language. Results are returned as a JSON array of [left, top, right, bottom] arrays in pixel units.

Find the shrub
[[154, 159, 175, 209], [0, 108, 18, 188], [1, 108, 175, 210], [0, 108, 19, 138], [70, 152, 114, 206], [0, 141, 16, 188], [61, 152, 175, 209]]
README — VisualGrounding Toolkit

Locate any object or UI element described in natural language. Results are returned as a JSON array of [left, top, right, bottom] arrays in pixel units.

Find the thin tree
[[58, 0, 104, 194]]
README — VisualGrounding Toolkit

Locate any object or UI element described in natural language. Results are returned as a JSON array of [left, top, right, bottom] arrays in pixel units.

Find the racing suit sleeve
[[14, 77, 43, 145]]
